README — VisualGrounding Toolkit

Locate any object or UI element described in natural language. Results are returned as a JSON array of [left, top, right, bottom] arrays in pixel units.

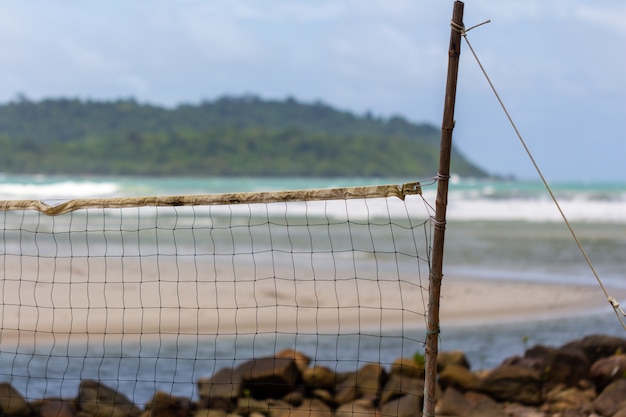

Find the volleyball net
[[0, 181, 435, 413]]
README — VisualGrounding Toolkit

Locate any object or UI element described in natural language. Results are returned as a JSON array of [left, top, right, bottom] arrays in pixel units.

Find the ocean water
[[1, 174, 625, 403]]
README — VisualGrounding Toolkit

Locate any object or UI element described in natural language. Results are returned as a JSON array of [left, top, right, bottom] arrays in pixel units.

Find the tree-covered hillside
[[0, 95, 487, 177]]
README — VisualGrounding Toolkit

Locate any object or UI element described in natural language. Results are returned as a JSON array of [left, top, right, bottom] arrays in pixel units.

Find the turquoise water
[[1, 174, 625, 403]]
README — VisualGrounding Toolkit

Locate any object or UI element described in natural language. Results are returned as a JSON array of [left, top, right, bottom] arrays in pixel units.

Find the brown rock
[[437, 351, 470, 372], [390, 357, 425, 379], [436, 388, 505, 417], [193, 410, 243, 417], [197, 367, 242, 411], [380, 394, 422, 417], [275, 349, 311, 374], [380, 374, 424, 405], [438, 364, 480, 392], [142, 392, 192, 417], [334, 364, 386, 405], [542, 385, 595, 414], [77, 380, 141, 417], [355, 363, 386, 399], [335, 398, 377, 417], [302, 366, 336, 390], [236, 397, 290, 416], [237, 356, 301, 399], [270, 398, 331, 417], [32, 398, 77, 417], [593, 379, 626, 417], [476, 365, 542, 405], [0, 383, 31, 417], [333, 372, 358, 405], [563, 334, 626, 363], [503, 403, 546, 417], [524, 345, 589, 389], [590, 353, 626, 390], [614, 405, 626, 417]]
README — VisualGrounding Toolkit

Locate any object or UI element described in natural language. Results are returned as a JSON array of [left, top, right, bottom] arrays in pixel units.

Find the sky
[[0, 0, 624, 182]]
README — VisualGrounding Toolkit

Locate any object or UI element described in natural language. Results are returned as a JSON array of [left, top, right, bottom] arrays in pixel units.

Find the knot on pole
[[450, 19, 491, 36]]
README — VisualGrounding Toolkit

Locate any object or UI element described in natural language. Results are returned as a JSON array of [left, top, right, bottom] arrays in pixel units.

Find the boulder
[[476, 364, 542, 405], [77, 380, 142, 417], [275, 349, 311, 374], [503, 403, 546, 417], [541, 385, 595, 415], [593, 379, 626, 417], [390, 357, 425, 379], [437, 351, 471, 372], [590, 353, 626, 390], [142, 392, 192, 417], [335, 398, 377, 417], [334, 364, 386, 405], [380, 374, 423, 405], [438, 364, 479, 392], [380, 394, 423, 417], [32, 398, 77, 417], [436, 388, 505, 417], [269, 398, 331, 417], [237, 356, 301, 399], [0, 383, 31, 417], [563, 334, 626, 363], [301, 366, 336, 391], [197, 367, 242, 411], [193, 410, 243, 417], [523, 345, 589, 389]]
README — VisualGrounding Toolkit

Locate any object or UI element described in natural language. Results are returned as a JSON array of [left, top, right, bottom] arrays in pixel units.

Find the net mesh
[[0, 182, 434, 410]]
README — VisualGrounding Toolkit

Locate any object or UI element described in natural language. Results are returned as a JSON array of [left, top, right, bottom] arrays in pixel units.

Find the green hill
[[0, 95, 487, 177]]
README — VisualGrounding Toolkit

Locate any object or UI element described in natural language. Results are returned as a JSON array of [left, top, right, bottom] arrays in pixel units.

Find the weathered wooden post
[[423, 1, 464, 415]]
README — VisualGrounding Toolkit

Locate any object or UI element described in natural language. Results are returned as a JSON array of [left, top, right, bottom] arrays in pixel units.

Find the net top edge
[[0, 182, 422, 216]]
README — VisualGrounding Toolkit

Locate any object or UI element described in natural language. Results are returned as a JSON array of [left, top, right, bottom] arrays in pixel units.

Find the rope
[[454, 20, 626, 331]]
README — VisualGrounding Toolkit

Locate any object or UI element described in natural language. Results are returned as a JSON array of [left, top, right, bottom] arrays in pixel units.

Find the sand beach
[[1, 254, 622, 343]]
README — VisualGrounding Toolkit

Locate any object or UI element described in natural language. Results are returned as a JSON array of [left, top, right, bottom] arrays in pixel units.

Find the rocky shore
[[1, 334, 626, 417]]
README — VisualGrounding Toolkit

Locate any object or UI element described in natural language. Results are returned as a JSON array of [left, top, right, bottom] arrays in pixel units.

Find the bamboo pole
[[422, 2, 464, 415]]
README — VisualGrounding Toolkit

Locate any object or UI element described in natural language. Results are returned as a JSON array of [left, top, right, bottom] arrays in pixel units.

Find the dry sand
[[1, 255, 623, 344]]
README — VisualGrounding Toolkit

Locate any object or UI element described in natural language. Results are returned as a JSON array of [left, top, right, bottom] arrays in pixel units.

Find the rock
[[593, 379, 626, 417], [476, 364, 542, 405], [198, 367, 242, 411], [380, 394, 423, 417], [270, 398, 331, 417], [335, 398, 377, 417], [142, 392, 192, 417], [0, 383, 31, 417], [563, 334, 626, 363], [438, 364, 479, 392], [193, 410, 242, 417], [77, 380, 142, 417], [503, 403, 546, 417], [334, 364, 386, 405], [590, 353, 626, 390], [237, 356, 301, 399], [32, 398, 78, 417], [524, 345, 589, 389], [301, 366, 336, 390], [235, 397, 287, 416], [275, 349, 311, 374], [333, 372, 358, 405], [379, 374, 423, 405], [542, 385, 595, 415], [614, 405, 626, 417], [436, 388, 505, 417], [390, 357, 425, 379], [437, 351, 470, 372]]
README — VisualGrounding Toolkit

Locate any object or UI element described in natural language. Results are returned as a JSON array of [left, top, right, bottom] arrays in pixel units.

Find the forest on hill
[[0, 95, 487, 177]]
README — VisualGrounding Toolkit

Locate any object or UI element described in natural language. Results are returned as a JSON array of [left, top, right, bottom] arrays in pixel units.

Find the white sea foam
[[0, 180, 119, 200]]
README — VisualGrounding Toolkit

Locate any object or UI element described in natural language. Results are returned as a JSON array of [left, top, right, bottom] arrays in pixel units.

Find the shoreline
[[2, 268, 623, 344]]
